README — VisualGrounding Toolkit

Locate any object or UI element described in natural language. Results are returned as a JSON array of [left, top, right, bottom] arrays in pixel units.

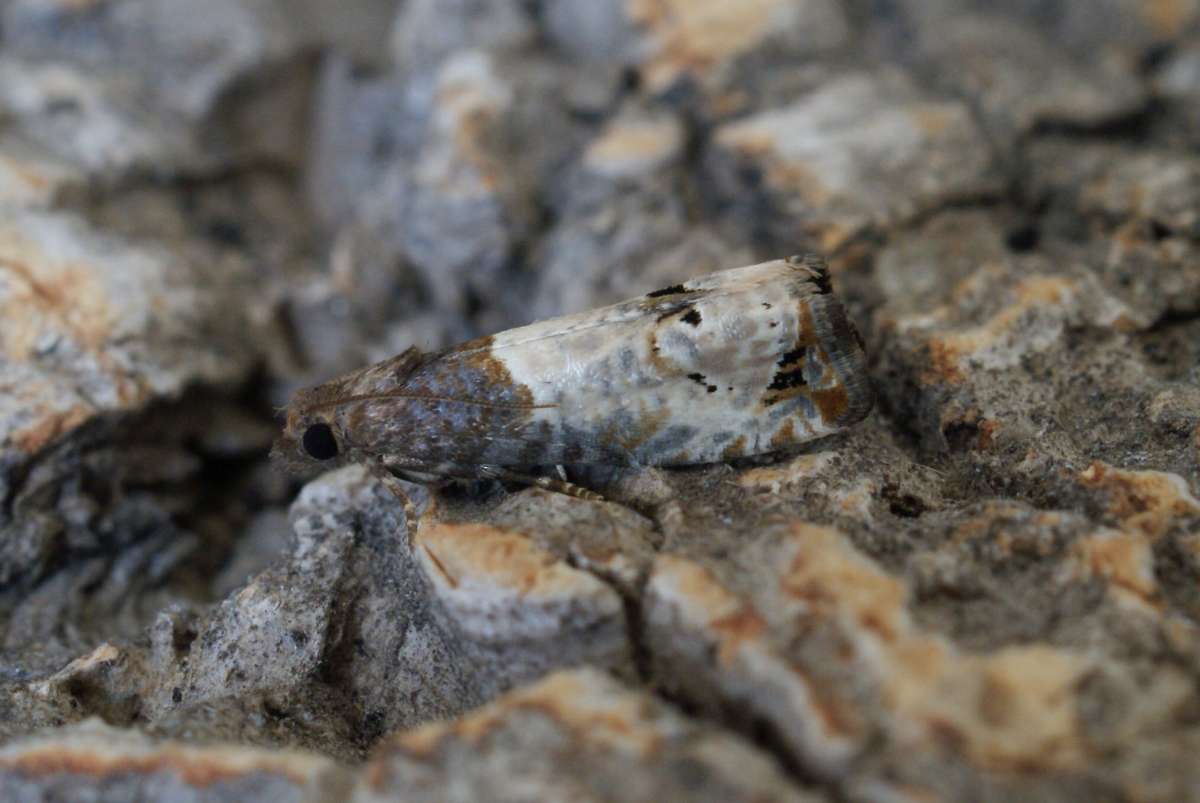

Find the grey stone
[[2, 3, 1200, 802], [353, 668, 824, 803], [704, 70, 1003, 253], [0, 718, 352, 803], [542, 0, 849, 95], [390, 0, 536, 74], [0, 208, 260, 588], [913, 13, 1146, 139]]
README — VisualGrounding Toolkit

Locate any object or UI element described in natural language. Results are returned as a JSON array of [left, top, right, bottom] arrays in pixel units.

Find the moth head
[[271, 347, 425, 477], [271, 382, 353, 476]]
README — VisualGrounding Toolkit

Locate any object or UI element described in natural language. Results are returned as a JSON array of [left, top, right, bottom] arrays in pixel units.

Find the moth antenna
[[301, 391, 557, 415]]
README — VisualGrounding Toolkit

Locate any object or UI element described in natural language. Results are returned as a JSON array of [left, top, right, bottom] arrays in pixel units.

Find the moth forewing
[[278, 255, 872, 483]]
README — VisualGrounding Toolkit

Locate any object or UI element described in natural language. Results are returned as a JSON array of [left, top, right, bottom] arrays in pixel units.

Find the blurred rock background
[[0, 1, 1198, 800]]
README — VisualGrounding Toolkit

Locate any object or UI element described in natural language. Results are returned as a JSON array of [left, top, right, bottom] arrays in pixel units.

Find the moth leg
[[367, 458, 419, 526], [479, 465, 606, 502]]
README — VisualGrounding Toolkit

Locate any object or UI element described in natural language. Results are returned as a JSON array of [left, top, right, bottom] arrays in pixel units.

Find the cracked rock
[[705, 70, 1002, 253], [355, 667, 822, 803], [413, 519, 632, 696], [543, 0, 849, 94], [914, 13, 1146, 139], [0, 718, 351, 803], [3, 5, 1200, 802], [0, 207, 260, 587]]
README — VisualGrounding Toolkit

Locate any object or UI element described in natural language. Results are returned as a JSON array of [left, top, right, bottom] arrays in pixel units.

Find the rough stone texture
[[0, 718, 352, 802], [531, 104, 757, 320], [0, 207, 260, 591], [911, 13, 1147, 139], [3, 1, 1200, 801], [705, 70, 1003, 253], [543, 0, 849, 94], [355, 667, 820, 803]]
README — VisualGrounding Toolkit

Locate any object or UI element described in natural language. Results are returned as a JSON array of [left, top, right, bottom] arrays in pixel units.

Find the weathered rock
[[0, 0, 395, 124], [224, 466, 473, 741], [0, 133, 86, 210], [705, 70, 1002, 253], [390, 0, 536, 75], [531, 105, 755, 319], [913, 13, 1146, 139], [871, 202, 1200, 508], [644, 551, 862, 779], [489, 488, 659, 595], [0, 718, 352, 803], [0, 56, 207, 182], [0, 208, 260, 587], [355, 667, 823, 803], [413, 519, 632, 696], [302, 47, 597, 369], [543, 0, 849, 94], [1154, 38, 1200, 143], [0, 0, 324, 174], [1032, 139, 1200, 239], [2, 4, 1200, 802], [165, 467, 630, 749], [644, 519, 1200, 799], [892, 0, 1200, 65]]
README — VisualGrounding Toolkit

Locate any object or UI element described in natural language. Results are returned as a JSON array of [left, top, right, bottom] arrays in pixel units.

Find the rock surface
[[2, 2, 1199, 801]]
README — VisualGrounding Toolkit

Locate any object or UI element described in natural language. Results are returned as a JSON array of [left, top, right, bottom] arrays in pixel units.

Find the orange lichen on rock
[[713, 112, 841, 214], [1142, 0, 1199, 38], [0, 253, 118, 362], [645, 552, 864, 775], [9, 402, 92, 454], [1069, 528, 1159, 606], [780, 523, 909, 642], [383, 669, 664, 765], [652, 554, 768, 666], [415, 521, 594, 598], [921, 275, 1075, 385], [627, 0, 803, 90], [0, 720, 335, 788], [776, 522, 1091, 772], [583, 115, 684, 178], [1079, 461, 1200, 540], [411, 519, 627, 663], [737, 451, 836, 493]]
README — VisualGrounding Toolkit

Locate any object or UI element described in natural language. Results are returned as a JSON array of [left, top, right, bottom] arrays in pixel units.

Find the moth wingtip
[[809, 293, 874, 428], [787, 253, 833, 294]]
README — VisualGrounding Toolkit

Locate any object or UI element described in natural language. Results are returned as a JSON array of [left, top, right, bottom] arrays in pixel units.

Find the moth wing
[[467, 258, 870, 465]]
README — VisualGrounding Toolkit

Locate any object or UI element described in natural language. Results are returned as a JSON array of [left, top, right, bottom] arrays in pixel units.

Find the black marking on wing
[[687, 372, 719, 393], [647, 283, 687, 298], [766, 346, 808, 391], [657, 301, 701, 324], [444, 290, 709, 362]]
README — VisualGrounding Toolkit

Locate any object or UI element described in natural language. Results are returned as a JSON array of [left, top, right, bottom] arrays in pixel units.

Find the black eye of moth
[[302, 423, 339, 461]]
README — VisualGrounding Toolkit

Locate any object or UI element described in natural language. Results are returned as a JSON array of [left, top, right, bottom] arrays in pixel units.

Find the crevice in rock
[[1026, 99, 1165, 143], [0, 381, 285, 667], [560, 546, 842, 797]]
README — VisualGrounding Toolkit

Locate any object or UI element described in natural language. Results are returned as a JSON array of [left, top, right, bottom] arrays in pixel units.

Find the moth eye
[[301, 422, 339, 461]]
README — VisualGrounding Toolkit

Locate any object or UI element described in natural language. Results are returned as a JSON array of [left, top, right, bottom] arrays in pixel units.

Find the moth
[[274, 255, 872, 498]]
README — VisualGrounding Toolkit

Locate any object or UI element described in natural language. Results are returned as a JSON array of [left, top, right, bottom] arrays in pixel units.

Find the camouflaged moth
[[275, 254, 872, 497]]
